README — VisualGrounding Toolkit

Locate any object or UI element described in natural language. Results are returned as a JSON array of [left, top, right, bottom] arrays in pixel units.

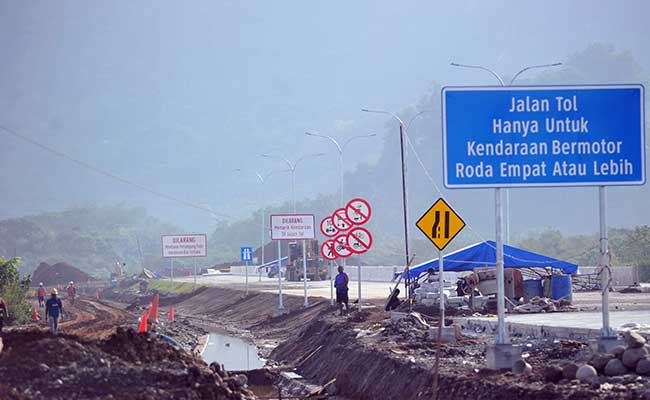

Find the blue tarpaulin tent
[[401, 241, 578, 280]]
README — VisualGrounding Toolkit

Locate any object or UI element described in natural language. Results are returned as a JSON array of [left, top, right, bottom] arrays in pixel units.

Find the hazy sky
[[1, 1, 648, 233]]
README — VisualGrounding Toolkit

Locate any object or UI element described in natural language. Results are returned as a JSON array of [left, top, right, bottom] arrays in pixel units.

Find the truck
[[285, 239, 329, 282]]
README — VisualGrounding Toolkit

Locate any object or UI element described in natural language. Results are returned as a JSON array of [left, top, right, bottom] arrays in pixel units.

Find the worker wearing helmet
[[45, 288, 64, 335], [37, 282, 46, 307], [66, 281, 76, 306]]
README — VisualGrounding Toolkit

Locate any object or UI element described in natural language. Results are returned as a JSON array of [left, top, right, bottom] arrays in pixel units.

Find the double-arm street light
[[260, 152, 324, 308], [450, 61, 562, 245], [305, 131, 376, 305], [305, 131, 377, 208], [450, 61, 562, 345], [260, 153, 325, 213], [235, 168, 287, 281]]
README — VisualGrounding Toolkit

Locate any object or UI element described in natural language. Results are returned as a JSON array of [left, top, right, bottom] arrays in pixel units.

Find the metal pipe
[[495, 188, 507, 344], [439, 250, 444, 321], [358, 258, 362, 312], [398, 122, 411, 297], [277, 240, 284, 312], [599, 186, 614, 337]]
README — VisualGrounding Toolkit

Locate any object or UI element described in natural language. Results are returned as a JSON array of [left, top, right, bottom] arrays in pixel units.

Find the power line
[[0, 124, 238, 222]]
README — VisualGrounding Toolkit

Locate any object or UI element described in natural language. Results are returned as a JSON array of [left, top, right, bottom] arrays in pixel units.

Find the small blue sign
[[240, 246, 253, 263], [442, 85, 645, 188]]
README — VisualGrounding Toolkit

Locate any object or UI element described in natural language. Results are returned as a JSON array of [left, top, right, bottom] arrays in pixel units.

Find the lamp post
[[260, 152, 324, 308], [361, 108, 430, 298], [450, 61, 562, 245], [305, 131, 376, 306], [450, 61, 562, 345], [304, 132, 377, 208], [235, 169, 286, 282]]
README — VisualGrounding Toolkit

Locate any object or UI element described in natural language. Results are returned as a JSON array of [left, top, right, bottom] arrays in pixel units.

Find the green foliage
[[517, 226, 650, 282], [147, 280, 197, 294], [0, 257, 32, 323], [0, 205, 183, 277]]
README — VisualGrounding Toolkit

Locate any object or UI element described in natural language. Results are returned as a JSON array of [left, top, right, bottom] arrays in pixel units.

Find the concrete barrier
[[229, 265, 458, 283]]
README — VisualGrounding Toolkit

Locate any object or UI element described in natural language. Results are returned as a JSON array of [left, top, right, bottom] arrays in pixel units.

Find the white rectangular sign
[[270, 214, 315, 240], [162, 234, 207, 258]]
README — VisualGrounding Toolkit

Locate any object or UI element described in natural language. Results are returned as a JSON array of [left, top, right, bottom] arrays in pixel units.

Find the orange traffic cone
[[137, 309, 148, 333], [168, 306, 175, 322], [32, 306, 39, 321], [150, 294, 160, 322]]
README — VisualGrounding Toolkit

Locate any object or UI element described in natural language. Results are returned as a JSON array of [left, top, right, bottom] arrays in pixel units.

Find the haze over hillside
[[1, 1, 648, 251]]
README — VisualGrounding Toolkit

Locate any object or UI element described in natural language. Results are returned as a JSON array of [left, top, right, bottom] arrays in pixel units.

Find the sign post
[[442, 84, 645, 362], [241, 247, 253, 296], [415, 197, 466, 322], [271, 214, 316, 312], [162, 234, 208, 292], [320, 240, 337, 305], [321, 199, 374, 312]]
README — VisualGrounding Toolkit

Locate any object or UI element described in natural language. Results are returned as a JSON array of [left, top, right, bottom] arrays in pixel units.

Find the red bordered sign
[[332, 208, 352, 231], [320, 216, 338, 237], [320, 240, 337, 260], [346, 227, 373, 254], [333, 234, 353, 258], [345, 198, 372, 226]]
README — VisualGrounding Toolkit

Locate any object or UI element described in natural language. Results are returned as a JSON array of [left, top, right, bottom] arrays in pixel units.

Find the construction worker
[[66, 281, 77, 305], [334, 265, 349, 315], [45, 288, 64, 335], [37, 282, 46, 307], [0, 298, 7, 333]]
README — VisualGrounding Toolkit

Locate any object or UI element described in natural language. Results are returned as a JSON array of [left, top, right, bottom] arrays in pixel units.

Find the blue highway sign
[[240, 246, 253, 263], [442, 85, 645, 188]]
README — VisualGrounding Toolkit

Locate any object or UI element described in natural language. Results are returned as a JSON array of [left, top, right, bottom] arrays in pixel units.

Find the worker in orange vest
[[66, 281, 77, 306], [37, 283, 46, 307]]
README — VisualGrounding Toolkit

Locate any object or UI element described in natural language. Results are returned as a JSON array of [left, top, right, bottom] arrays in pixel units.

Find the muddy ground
[[0, 328, 255, 400], [3, 295, 254, 399], [102, 285, 650, 399]]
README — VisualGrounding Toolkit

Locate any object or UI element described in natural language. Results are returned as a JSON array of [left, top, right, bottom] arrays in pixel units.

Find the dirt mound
[[32, 262, 96, 286], [271, 317, 636, 400], [0, 328, 256, 400]]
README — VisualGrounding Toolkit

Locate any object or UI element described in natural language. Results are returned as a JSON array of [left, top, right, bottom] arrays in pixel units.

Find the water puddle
[[202, 332, 266, 371]]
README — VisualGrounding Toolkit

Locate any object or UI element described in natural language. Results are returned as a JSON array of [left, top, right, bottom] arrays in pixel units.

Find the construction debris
[[512, 296, 577, 313]]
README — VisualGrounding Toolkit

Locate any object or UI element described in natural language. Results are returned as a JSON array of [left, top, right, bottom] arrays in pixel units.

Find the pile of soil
[[271, 314, 647, 399], [32, 262, 96, 286], [0, 328, 256, 400]]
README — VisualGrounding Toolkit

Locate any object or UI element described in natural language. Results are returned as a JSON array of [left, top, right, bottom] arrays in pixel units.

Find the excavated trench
[[101, 286, 642, 400]]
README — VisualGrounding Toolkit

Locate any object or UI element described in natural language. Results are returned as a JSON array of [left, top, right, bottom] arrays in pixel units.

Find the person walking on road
[[334, 265, 349, 316], [45, 288, 64, 335], [66, 281, 76, 306], [37, 282, 46, 308], [0, 298, 7, 333]]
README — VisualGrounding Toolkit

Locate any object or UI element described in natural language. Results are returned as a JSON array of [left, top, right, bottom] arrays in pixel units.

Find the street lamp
[[259, 152, 324, 308], [361, 108, 415, 297], [235, 168, 287, 281], [305, 131, 376, 208], [450, 61, 562, 346], [450, 61, 562, 245], [260, 153, 325, 213], [305, 131, 376, 306]]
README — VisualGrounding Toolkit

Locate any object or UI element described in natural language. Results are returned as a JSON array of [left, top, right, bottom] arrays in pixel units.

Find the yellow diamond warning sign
[[416, 198, 465, 251]]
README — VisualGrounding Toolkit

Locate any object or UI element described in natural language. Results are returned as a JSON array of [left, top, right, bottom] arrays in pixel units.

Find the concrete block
[[486, 343, 522, 370], [429, 325, 460, 343], [591, 337, 624, 353]]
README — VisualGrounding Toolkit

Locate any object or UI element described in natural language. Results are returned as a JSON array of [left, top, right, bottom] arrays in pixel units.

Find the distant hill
[[0, 205, 187, 278]]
